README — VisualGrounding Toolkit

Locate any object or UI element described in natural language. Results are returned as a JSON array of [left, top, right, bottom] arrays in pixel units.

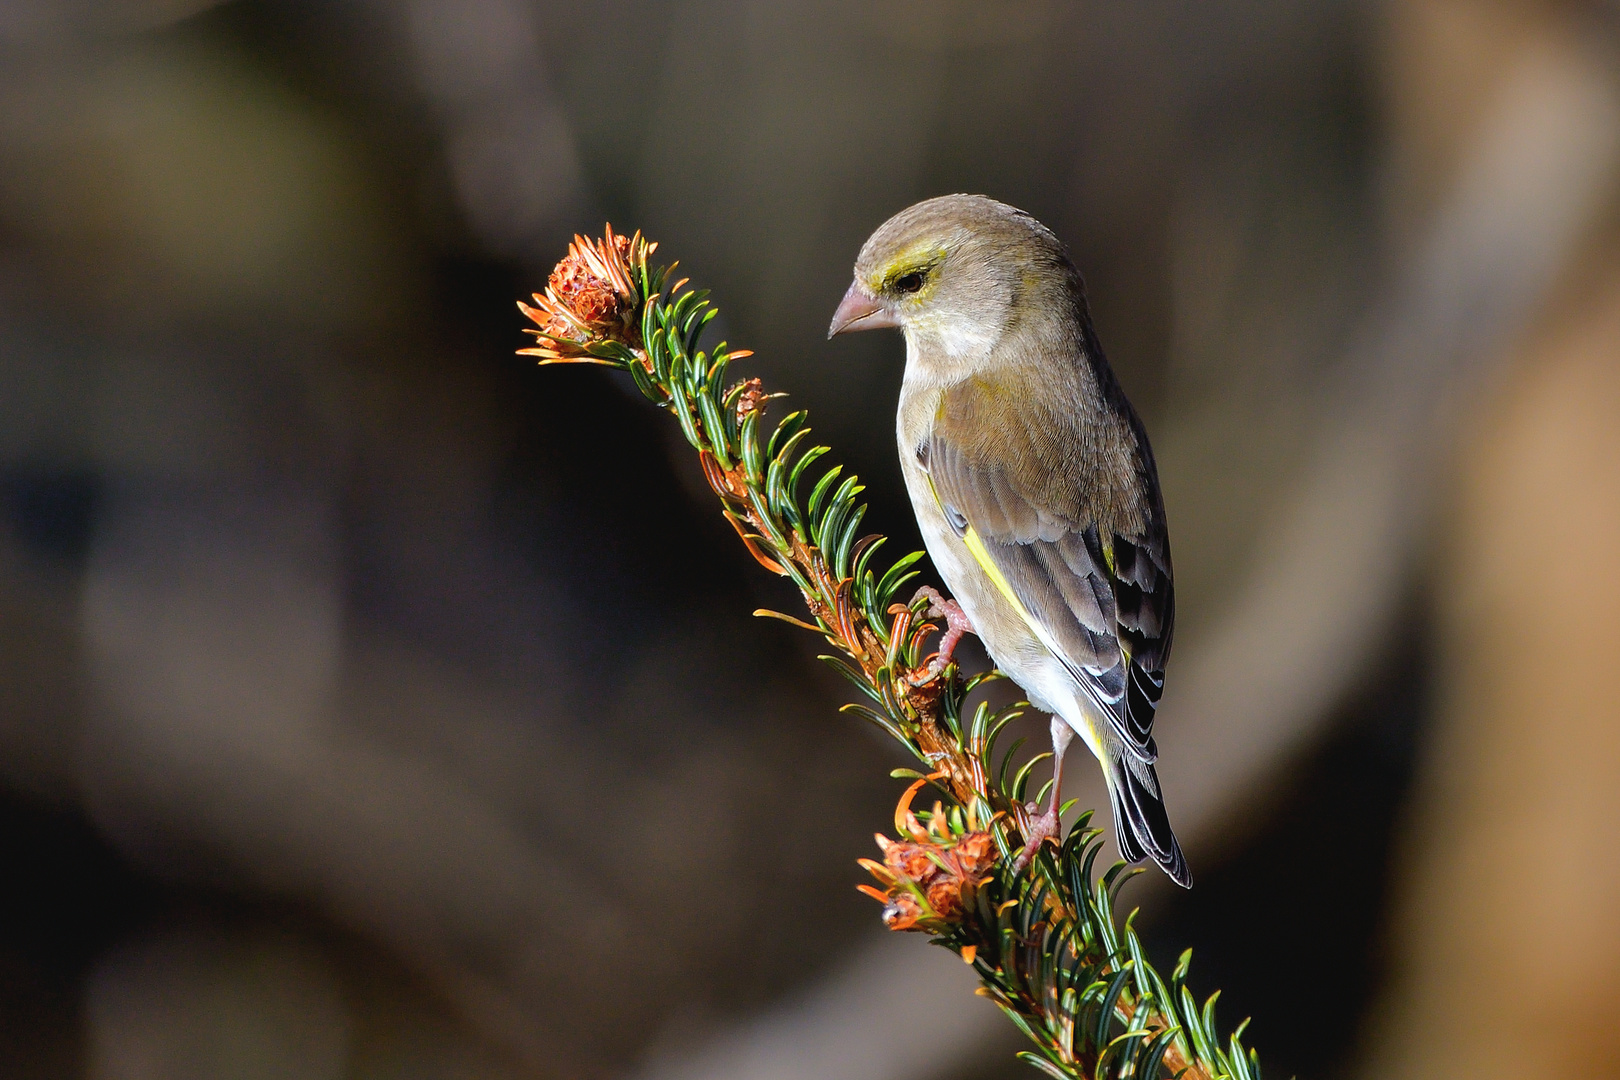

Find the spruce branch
[[519, 227, 1264, 1080]]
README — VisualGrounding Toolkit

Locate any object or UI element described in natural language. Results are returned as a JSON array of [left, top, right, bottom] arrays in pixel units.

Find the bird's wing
[[922, 379, 1173, 766]]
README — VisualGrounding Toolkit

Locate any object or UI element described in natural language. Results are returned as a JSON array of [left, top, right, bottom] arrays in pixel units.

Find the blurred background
[[0, 0, 1617, 1077]]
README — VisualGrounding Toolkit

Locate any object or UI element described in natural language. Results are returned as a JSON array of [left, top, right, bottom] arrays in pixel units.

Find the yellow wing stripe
[[961, 526, 1031, 620], [962, 523, 1109, 759], [960, 523, 1075, 668], [925, 473, 1044, 638], [927, 473, 1114, 759]]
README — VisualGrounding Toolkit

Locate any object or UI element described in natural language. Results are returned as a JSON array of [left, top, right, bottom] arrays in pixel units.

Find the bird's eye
[[893, 270, 926, 295]]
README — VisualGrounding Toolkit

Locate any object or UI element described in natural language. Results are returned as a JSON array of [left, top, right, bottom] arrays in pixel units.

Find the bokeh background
[[1, 0, 1618, 1077]]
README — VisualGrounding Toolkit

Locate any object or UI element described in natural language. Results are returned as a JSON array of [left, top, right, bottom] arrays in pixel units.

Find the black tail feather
[[1108, 754, 1192, 888]]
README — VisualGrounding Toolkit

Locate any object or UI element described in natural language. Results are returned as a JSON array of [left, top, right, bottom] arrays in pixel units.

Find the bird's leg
[[1013, 717, 1075, 873], [907, 586, 975, 684]]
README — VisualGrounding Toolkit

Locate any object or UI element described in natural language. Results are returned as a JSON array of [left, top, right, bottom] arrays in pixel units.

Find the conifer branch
[[518, 227, 1264, 1080]]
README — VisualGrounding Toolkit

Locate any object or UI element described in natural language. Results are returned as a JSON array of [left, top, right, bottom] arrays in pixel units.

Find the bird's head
[[827, 194, 1077, 366]]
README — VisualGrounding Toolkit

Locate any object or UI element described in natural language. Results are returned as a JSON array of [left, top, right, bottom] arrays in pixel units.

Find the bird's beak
[[827, 281, 899, 338]]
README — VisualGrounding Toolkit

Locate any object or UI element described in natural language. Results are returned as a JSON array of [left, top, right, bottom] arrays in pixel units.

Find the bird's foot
[[907, 587, 974, 684], [1012, 802, 1062, 874]]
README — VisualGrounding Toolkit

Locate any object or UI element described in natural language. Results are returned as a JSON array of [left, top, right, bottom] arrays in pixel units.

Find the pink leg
[[908, 586, 975, 684], [1013, 718, 1074, 873]]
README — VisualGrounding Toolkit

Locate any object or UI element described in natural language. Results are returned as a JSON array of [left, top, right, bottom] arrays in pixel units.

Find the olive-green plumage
[[830, 195, 1189, 887]]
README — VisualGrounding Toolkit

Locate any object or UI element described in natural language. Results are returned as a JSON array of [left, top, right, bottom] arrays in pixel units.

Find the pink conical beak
[[827, 281, 899, 338]]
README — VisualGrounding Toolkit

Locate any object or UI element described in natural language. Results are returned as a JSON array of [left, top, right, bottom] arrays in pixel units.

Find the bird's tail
[[1107, 754, 1192, 888]]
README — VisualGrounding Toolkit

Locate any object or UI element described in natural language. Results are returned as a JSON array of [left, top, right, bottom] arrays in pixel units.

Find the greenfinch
[[829, 195, 1189, 886]]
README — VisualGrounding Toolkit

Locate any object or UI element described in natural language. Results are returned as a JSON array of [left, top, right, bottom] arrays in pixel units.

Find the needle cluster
[[520, 228, 1265, 1080]]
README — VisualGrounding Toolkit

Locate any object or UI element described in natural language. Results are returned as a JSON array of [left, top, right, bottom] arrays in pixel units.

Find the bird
[[827, 194, 1189, 887]]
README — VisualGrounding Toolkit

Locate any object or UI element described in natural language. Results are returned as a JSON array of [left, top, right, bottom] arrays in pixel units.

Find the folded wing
[[922, 379, 1173, 768]]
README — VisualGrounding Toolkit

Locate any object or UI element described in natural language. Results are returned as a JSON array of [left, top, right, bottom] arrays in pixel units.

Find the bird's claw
[[1011, 806, 1062, 874], [907, 586, 974, 685]]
